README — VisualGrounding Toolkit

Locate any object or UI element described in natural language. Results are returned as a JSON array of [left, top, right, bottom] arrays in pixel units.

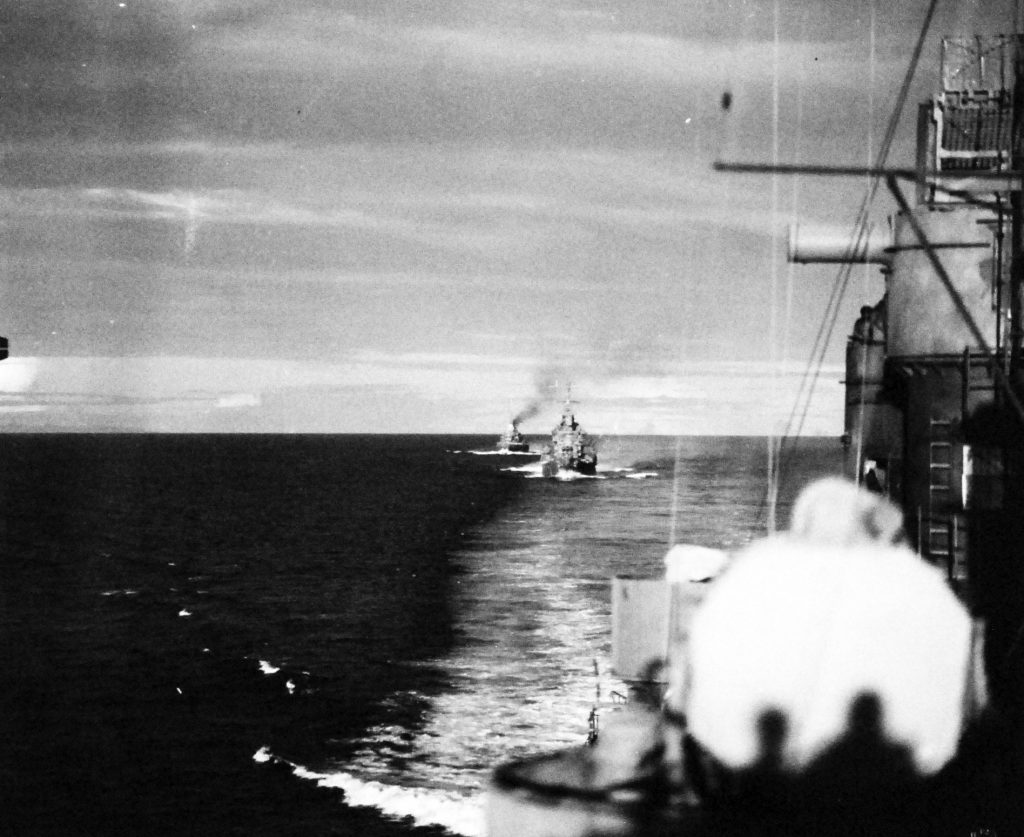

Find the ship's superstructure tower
[[486, 30, 1024, 837], [792, 35, 1024, 698], [898, 36, 1020, 589]]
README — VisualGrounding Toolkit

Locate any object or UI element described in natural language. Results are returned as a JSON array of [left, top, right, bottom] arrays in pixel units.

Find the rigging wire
[[766, 0, 782, 532], [854, 0, 878, 486], [667, 0, 743, 547], [781, 9, 809, 375], [773, 0, 941, 488], [751, 0, 940, 528], [668, 434, 684, 549], [667, 10, 713, 549], [767, 5, 810, 529]]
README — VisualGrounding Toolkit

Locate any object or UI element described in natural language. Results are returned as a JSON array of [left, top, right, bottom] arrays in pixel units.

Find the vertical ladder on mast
[[926, 419, 966, 581]]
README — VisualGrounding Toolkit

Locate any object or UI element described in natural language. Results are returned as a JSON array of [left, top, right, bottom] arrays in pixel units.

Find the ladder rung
[[929, 484, 950, 491], [930, 463, 951, 469]]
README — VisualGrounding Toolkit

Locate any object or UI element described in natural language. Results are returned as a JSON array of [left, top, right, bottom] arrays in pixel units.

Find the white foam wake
[[501, 463, 541, 474], [525, 469, 605, 480], [253, 748, 484, 836], [466, 449, 536, 457]]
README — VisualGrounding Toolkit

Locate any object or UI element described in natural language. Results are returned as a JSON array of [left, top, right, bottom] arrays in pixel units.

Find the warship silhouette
[[496, 422, 530, 454], [539, 389, 597, 477]]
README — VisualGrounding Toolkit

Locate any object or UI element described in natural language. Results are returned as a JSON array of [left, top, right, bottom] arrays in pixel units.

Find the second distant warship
[[496, 422, 530, 453], [540, 392, 597, 477]]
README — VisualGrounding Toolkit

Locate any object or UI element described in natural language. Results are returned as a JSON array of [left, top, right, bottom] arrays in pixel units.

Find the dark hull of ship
[[499, 442, 531, 453], [540, 455, 597, 477]]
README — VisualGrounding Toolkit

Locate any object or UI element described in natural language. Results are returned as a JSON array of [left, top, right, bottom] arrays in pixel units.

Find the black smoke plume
[[511, 365, 570, 427], [512, 402, 540, 427]]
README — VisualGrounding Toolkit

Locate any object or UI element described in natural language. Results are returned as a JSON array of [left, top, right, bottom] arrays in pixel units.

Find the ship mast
[[1012, 34, 1024, 376], [719, 26, 1024, 596]]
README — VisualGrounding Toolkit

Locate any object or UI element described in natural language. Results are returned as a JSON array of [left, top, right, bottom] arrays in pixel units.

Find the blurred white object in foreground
[[687, 479, 976, 776], [664, 544, 729, 583]]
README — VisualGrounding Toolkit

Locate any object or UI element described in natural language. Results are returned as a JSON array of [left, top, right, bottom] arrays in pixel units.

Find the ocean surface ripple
[[1, 433, 840, 836]]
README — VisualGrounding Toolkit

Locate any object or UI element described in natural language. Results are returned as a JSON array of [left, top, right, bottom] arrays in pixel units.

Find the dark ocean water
[[0, 434, 842, 836]]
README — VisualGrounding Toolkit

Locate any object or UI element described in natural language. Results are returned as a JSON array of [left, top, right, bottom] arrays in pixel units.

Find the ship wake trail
[[253, 747, 484, 836], [254, 490, 629, 837]]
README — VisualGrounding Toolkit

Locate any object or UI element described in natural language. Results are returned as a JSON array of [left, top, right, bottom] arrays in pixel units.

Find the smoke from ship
[[511, 402, 540, 427], [511, 365, 570, 427]]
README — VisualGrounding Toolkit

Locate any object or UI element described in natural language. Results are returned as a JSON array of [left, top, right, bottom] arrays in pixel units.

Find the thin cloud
[[206, 8, 901, 90], [217, 393, 261, 408], [3, 353, 843, 434], [3, 184, 532, 254]]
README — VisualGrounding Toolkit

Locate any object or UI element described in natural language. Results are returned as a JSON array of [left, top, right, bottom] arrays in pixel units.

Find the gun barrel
[[788, 223, 892, 265]]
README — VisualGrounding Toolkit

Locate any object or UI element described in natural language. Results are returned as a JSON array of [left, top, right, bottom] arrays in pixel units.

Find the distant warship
[[496, 422, 530, 453], [540, 390, 597, 477]]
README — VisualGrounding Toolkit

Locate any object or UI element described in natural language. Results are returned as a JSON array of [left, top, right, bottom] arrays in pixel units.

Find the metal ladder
[[926, 419, 967, 580]]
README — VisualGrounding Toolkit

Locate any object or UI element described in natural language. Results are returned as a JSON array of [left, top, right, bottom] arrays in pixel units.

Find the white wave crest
[[526, 469, 605, 480], [254, 748, 483, 836], [501, 463, 541, 473]]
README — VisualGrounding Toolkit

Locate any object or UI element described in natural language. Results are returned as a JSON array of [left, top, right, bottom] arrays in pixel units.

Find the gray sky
[[0, 0, 1015, 433]]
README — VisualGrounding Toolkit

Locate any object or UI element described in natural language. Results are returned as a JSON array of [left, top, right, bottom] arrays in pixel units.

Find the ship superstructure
[[496, 422, 530, 453], [539, 390, 597, 477], [485, 23, 1024, 837], [787, 35, 1024, 668]]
